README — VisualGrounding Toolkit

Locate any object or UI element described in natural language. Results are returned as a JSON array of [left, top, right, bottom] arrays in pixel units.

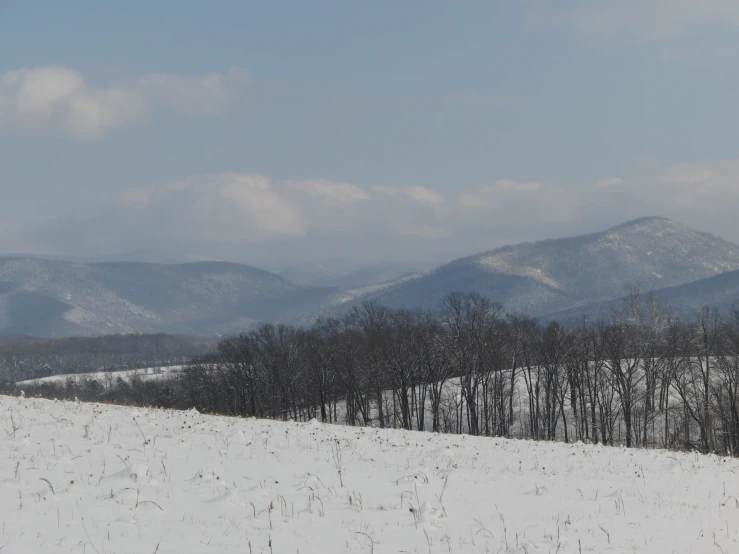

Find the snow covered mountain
[[5, 218, 739, 337], [0, 258, 337, 337], [363, 217, 739, 316]]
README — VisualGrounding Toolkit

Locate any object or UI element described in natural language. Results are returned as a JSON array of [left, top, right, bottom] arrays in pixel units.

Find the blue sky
[[2, 1, 739, 265]]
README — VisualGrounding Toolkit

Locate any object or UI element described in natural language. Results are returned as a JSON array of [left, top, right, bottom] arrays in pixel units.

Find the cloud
[[19, 160, 739, 263], [120, 174, 304, 243], [588, 160, 739, 239], [135, 68, 249, 117], [0, 66, 143, 139], [559, 0, 739, 38], [595, 177, 624, 189], [0, 66, 249, 139], [456, 179, 578, 227], [373, 185, 447, 206], [405, 186, 446, 206], [20, 173, 578, 261], [286, 180, 371, 207], [120, 188, 154, 207], [649, 161, 739, 210]]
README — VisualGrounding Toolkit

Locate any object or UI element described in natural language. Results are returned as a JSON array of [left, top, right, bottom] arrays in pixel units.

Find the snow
[[2, 395, 739, 553], [15, 365, 183, 387]]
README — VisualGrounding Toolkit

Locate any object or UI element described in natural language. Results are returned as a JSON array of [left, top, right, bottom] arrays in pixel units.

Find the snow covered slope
[[2, 395, 739, 553], [0, 258, 337, 337], [14, 365, 183, 388], [367, 217, 739, 316]]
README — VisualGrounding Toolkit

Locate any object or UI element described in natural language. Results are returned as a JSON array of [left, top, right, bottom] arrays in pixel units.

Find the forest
[[10, 291, 739, 456], [0, 333, 216, 382]]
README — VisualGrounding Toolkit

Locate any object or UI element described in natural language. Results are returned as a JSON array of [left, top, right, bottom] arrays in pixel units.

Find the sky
[[1, 0, 739, 268]]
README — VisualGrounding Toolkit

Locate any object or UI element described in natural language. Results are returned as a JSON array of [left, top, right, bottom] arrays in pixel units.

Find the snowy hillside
[[0, 258, 337, 337], [2, 396, 739, 553], [14, 365, 183, 388], [366, 217, 739, 316]]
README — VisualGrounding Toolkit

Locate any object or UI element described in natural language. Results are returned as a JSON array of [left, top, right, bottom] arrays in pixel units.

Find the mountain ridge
[[550, 267, 739, 321], [0, 257, 339, 337], [359, 217, 739, 316], [4, 217, 739, 336]]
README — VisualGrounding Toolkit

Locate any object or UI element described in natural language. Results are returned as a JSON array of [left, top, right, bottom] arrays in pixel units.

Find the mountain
[[362, 217, 739, 317], [653, 269, 739, 316], [5, 218, 739, 337], [0, 258, 338, 337], [552, 267, 739, 321]]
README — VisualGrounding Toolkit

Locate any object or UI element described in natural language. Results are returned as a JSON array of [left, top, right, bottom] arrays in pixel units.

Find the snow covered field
[[15, 365, 183, 388], [2, 396, 739, 553]]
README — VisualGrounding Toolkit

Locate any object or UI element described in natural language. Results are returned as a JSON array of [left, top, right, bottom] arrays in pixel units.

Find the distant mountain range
[[0, 259, 338, 337], [3, 217, 739, 337], [362, 217, 739, 316]]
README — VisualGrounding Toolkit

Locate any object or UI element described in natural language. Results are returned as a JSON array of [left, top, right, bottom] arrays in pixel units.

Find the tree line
[[0, 333, 216, 382], [10, 291, 739, 456]]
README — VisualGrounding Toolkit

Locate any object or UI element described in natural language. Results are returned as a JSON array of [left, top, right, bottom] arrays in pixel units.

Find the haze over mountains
[[3, 217, 739, 337], [273, 260, 429, 289]]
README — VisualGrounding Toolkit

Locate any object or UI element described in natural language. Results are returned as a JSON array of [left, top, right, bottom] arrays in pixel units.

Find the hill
[[6, 218, 739, 336], [0, 258, 337, 337], [0, 394, 735, 553], [364, 217, 739, 316], [553, 267, 739, 321]]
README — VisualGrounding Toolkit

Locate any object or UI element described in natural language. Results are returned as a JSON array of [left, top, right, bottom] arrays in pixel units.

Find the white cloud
[[287, 180, 371, 207], [0, 65, 249, 139], [120, 188, 154, 207], [0, 66, 142, 139], [23, 173, 580, 260], [595, 177, 624, 189], [22, 161, 739, 263], [589, 160, 739, 237], [488, 179, 542, 193], [113, 173, 304, 244], [648, 161, 739, 207], [135, 68, 249, 117], [457, 179, 577, 226], [404, 186, 446, 206], [373, 185, 447, 205], [214, 174, 303, 239], [371, 185, 401, 197]]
